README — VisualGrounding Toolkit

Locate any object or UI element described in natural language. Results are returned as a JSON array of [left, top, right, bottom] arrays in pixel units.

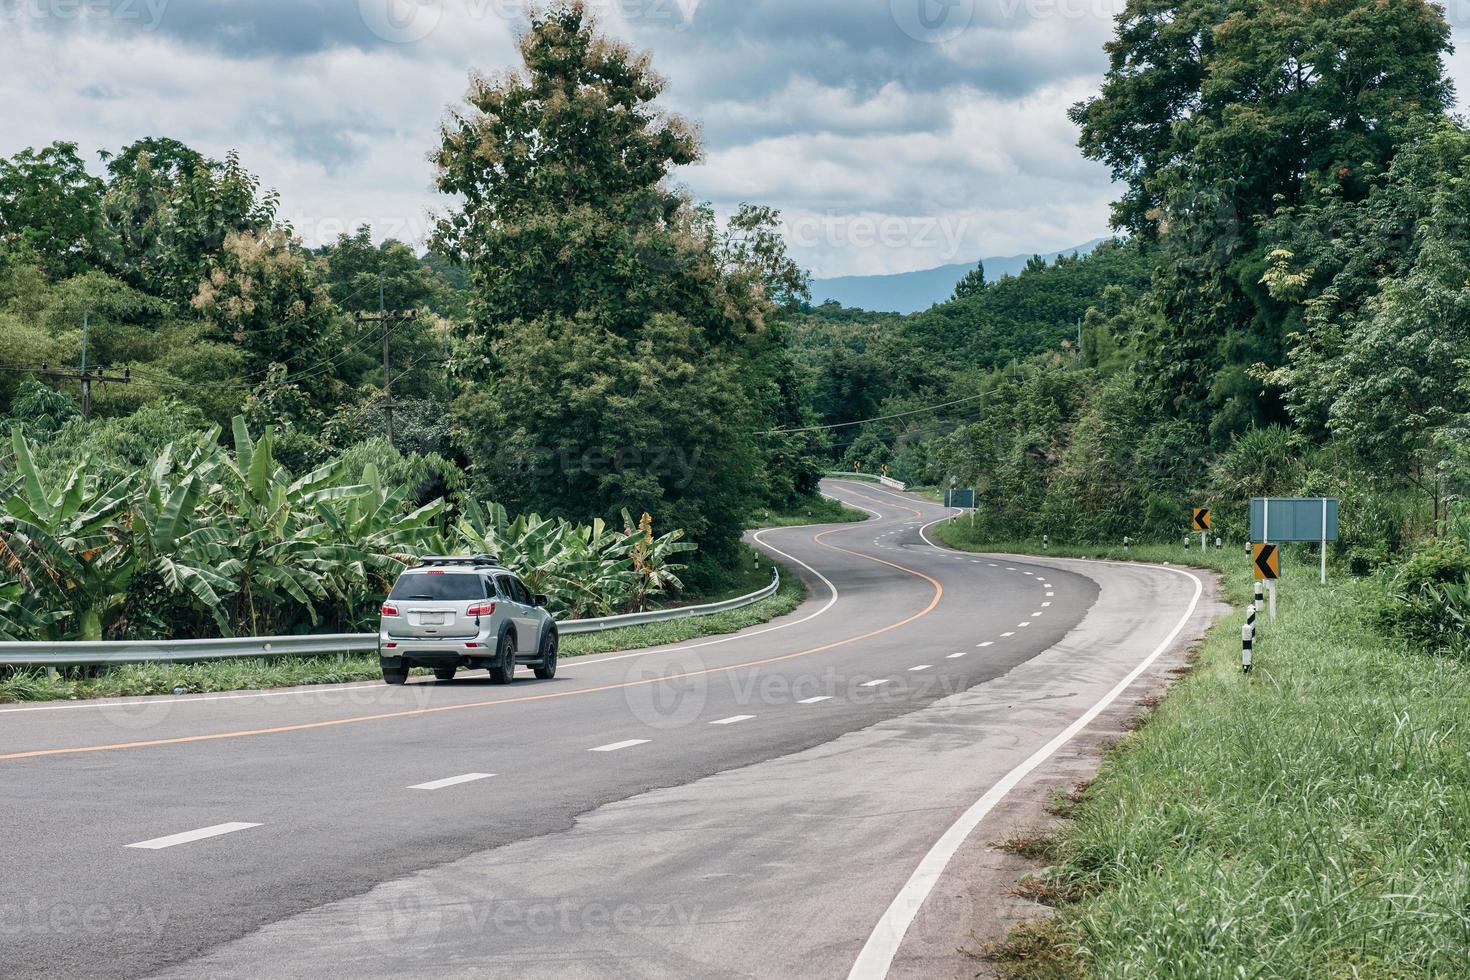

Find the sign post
[[1254, 543, 1280, 618], [1320, 497, 1329, 585], [1250, 497, 1340, 615], [1192, 507, 1211, 551]]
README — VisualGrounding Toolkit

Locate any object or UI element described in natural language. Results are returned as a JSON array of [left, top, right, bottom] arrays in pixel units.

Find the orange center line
[[0, 507, 943, 763]]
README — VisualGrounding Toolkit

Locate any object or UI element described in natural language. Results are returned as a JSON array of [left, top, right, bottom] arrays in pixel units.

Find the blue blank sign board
[[945, 489, 976, 509], [1250, 497, 1339, 542]]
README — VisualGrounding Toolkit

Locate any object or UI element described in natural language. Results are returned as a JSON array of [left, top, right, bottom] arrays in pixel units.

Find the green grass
[[0, 561, 809, 704], [933, 525, 1470, 977], [747, 495, 868, 528]]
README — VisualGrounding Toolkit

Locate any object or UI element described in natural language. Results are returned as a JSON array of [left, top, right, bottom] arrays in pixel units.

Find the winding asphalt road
[[0, 480, 1216, 978]]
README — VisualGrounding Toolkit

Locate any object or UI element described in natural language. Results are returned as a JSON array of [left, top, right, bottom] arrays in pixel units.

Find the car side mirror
[[534, 594, 548, 608]]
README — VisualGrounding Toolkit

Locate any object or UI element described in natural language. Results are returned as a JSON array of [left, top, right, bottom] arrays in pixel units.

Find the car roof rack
[[415, 554, 502, 568]]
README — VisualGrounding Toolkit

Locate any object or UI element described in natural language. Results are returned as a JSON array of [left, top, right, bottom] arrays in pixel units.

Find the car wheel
[[434, 667, 456, 682], [534, 630, 558, 680], [383, 669, 408, 685], [489, 632, 516, 685]]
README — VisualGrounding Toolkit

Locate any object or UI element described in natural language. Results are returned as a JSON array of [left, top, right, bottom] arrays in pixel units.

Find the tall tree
[[1072, 0, 1452, 437], [433, 1, 782, 575], [99, 139, 279, 305], [0, 142, 105, 276]]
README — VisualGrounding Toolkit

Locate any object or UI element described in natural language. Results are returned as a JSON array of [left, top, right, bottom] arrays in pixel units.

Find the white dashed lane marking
[[126, 823, 261, 850], [908, 665, 932, 672], [798, 696, 832, 704], [946, 651, 968, 659], [860, 679, 891, 688], [710, 715, 755, 725], [410, 773, 496, 791], [590, 739, 650, 753], [975, 641, 993, 648], [1000, 631, 1015, 637]]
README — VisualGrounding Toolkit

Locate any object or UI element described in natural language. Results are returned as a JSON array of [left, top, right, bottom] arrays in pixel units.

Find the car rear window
[[389, 573, 486, 601]]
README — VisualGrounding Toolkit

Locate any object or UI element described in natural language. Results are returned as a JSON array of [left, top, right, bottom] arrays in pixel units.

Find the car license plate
[[420, 612, 447, 625]]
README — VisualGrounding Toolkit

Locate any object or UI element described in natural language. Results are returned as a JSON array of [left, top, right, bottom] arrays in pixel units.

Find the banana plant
[[310, 461, 446, 627], [0, 428, 132, 639], [127, 437, 240, 635], [213, 417, 370, 634], [622, 509, 696, 611]]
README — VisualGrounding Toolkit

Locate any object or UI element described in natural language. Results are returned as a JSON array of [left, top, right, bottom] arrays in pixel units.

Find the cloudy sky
[[5, 0, 1470, 278]]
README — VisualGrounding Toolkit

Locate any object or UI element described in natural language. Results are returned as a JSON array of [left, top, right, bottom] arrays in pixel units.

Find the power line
[[35, 313, 130, 420], [352, 275, 420, 444], [763, 392, 987, 435]]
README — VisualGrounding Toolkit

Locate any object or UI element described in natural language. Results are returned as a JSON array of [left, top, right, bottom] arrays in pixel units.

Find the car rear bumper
[[379, 633, 493, 668]]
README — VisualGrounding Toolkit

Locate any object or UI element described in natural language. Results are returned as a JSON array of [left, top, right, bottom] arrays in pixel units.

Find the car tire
[[434, 667, 456, 682], [489, 632, 516, 685], [534, 629, 558, 680], [383, 669, 408, 685]]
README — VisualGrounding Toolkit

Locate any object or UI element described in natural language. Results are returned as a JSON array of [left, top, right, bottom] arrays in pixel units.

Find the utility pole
[[38, 313, 130, 420], [353, 276, 417, 445]]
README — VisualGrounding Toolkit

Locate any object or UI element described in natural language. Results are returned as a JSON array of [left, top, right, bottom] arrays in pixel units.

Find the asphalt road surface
[[0, 480, 1214, 979]]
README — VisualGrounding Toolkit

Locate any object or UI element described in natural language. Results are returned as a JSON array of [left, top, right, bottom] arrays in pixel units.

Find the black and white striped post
[[1253, 580, 1264, 608], [1123, 535, 1130, 552], [1242, 609, 1255, 673], [1215, 536, 1222, 550], [1043, 534, 1049, 551]]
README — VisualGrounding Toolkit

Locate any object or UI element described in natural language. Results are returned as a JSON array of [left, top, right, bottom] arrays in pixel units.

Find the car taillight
[[381, 603, 399, 616], [466, 601, 496, 617]]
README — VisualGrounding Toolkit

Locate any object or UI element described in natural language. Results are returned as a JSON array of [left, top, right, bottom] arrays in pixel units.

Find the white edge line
[[126, 822, 261, 850], [409, 772, 496, 791], [846, 520, 1206, 980]]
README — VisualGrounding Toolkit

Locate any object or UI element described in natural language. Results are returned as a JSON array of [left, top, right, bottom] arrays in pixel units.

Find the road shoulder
[[886, 556, 1227, 979]]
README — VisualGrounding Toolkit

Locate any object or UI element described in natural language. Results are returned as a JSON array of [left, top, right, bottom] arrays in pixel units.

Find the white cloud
[[5, 3, 1469, 277]]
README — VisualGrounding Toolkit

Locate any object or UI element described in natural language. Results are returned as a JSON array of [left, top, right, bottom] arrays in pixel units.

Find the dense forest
[[2, 0, 1468, 645], [799, 0, 1469, 570]]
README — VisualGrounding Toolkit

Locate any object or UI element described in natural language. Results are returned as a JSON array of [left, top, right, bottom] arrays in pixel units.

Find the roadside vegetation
[[0, 555, 807, 703], [930, 527, 1470, 976], [748, 495, 867, 528], [0, 3, 834, 647]]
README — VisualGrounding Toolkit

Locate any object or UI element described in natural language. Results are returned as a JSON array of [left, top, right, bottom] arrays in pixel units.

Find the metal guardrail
[[558, 568, 779, 634], [0, 569, 782, 669], [879, 475, 908, 491]]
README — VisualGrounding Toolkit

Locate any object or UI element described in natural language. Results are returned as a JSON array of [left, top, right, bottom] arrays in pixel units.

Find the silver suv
[[377, 555, 558, 685]]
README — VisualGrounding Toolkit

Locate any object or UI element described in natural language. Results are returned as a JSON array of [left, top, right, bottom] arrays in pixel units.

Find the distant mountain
[[810, 238, 1111, 314]]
